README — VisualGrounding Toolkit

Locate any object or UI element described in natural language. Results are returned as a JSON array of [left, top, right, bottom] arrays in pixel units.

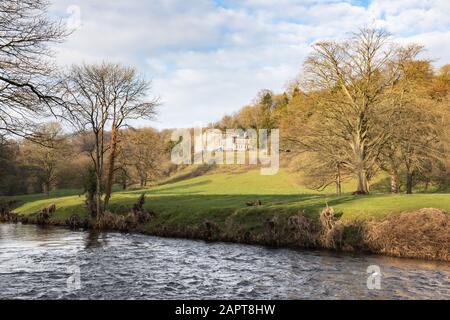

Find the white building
[[204, 130, 255, 152]]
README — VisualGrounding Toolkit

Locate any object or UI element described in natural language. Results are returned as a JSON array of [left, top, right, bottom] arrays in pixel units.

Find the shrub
[[365, 208, 450, 261]]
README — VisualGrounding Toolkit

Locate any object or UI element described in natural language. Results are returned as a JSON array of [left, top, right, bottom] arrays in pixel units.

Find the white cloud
[[50, 0, 450, 129]]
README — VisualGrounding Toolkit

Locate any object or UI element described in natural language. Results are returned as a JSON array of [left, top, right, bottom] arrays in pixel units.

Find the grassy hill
[[2, 166, 450, 226]]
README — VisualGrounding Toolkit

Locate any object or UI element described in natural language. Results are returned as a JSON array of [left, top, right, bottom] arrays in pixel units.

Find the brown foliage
[[67, 214, 89, 230], [94, 211, 127, 231], [286, 213, 320, 247], [246, 200, 262, 207], [35, 203, 56, 225], [201, 219, 221, 241], [366, 208, 450, 261]]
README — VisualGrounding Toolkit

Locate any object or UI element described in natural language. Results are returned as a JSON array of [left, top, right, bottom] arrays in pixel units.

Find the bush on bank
[[1, 195, 449, 262]]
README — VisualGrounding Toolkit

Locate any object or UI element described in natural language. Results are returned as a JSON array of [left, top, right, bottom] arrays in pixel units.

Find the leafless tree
[[123, 128, 165, 187], [282, 91, 350, 195], [59, 64, 111, 217], [21, 122, 68, 195], [0, 0, 67, 140], [381, 61, 446, 194], [101, 63, 158, 210], [303, 27, 421, 194], [60, 62, 158, 216]]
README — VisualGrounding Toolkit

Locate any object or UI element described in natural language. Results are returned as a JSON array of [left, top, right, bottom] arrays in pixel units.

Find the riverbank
[[1, 205, 449, 262], [1, 169, 449, 262]]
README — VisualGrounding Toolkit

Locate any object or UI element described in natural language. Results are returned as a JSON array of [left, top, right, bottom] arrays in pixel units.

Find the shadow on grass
[[145, 180, 213, 194], [123, 181, 212, 196], [10, 190, 371, 224], [139, 193, 359, 218], [157, 164, 216, 186], [371, 177, 392, 193], [0, 188, 83, 204]]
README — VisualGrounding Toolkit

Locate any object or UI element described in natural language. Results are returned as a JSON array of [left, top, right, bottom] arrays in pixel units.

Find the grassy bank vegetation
[[4, 168, 450, 219], [1, 167, 449, 261]]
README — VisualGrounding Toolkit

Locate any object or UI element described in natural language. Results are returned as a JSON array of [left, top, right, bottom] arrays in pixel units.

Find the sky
[[49, 0, 450, 129]]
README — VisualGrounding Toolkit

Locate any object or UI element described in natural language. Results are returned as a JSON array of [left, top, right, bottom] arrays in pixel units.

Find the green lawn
[[2, 168, 450, 228]]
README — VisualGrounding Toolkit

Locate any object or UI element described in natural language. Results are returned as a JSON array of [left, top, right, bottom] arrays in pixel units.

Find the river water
[[0, 223, 449, 300]]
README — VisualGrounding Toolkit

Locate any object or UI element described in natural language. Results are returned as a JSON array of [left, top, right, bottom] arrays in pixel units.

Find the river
[[0, 223, 448, 299]]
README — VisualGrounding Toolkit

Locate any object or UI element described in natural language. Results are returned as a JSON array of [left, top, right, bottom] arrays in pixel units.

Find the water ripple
[[0, 223, 449, 300]]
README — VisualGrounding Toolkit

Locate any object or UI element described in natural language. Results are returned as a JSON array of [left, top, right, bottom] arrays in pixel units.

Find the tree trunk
[[94, 133, 103, 219], [139, 173, 147, 187], [390, 172, 399, 194], [355, 166, 369, 194], [104, 126, 118, 210], [336, 163, 342, 196], [42, 182, 49, 196], [355, 169, 369, 194], [406, 172, 414, 194], [352, 137, 369, 195], [95, 173, 102, 218]]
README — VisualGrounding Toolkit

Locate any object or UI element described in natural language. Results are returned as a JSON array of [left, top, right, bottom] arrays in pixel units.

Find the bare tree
[[302, 27, 421, 194], [382, 61, 446, 194], [281, 91, 349, 195], [123, 128, 165, 187], [0, 0, 66, 139], [101, 63, 158, 210], [60, 64, 111, 217], [60, 62, 158, 216], [21, 122, 68, 195]]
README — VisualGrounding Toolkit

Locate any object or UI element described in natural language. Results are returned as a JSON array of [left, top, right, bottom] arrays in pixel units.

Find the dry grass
[[93, 211, 127, 231], [366, 208, 450, 261]]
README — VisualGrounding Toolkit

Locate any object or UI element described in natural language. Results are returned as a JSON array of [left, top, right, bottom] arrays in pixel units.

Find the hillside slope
[[2, 167, 450, 223]]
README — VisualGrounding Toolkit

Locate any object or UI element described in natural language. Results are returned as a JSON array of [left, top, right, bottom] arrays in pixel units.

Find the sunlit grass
[[2, 168, 449, 226]]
